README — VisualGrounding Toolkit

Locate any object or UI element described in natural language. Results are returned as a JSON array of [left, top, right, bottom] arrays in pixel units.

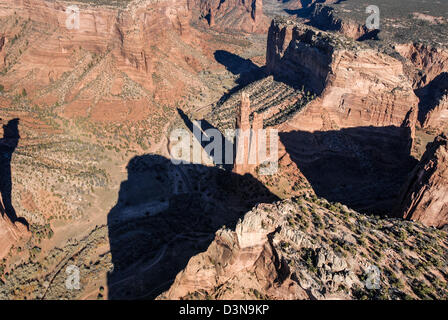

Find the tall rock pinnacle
[[234, 92, 264, 175]]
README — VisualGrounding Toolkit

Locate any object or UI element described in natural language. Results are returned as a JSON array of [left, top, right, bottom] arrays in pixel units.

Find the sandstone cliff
[[0, 194, 28, 259], [420, 74, 448, 133], [159, 196, 448, 300], [265, 20, 419, 213], [303, 0, 448, 46], [307, 4, 369, 40], [394, 133, 448, 228], [396, 44, 448, 90], [423, 94, 448, 133], [212, 19, 418, 134], [266, 19, 418, 135]]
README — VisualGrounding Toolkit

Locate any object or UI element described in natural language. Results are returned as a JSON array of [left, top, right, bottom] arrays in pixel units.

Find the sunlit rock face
[[193, 0, 269, 33], [395, 133, 448, 228]]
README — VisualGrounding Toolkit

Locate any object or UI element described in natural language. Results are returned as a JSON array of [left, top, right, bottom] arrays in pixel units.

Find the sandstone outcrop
[[213, 19, 418, 135], [420, 74, 448, 133], [0, 0, 199, 115], [194, 0, 269, 33], [209, 18, 419, 212], [266, 19, 419, 135], [233, 92, 264, 175], [396, 43, 448, 90], [395, 43, 448, 132], [394, 133, 448, 228], [265, 20, 419, 212], [272, 2, 448, 136], [304, 0, 448, 46], [159, 196, 448, 300]]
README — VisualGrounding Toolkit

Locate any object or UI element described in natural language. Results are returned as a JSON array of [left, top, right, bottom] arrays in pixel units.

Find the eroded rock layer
[[0, 0, 197, 115], [209, 18, 420, 213], [303, 0, 448, 46], [0, 0, 268, 122], [395, 133, 448, 228]]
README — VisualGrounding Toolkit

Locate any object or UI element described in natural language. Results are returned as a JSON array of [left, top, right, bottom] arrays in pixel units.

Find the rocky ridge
[[0, 0, 275, 285], [267, 18, 418, 135], [159, 196, 448, 300], [193, 0, 269, 33]]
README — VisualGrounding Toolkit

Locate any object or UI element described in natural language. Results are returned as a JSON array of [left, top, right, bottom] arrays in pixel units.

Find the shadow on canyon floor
[[214, 50, 266, 105], [214, 50, 324, 107], [0, 118, 28, 229], [280, 125, 418, 214], [106, 154, 278, 299]]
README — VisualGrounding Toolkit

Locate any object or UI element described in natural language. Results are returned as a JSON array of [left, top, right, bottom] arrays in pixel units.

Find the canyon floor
[[0, 0, 447, 300]]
